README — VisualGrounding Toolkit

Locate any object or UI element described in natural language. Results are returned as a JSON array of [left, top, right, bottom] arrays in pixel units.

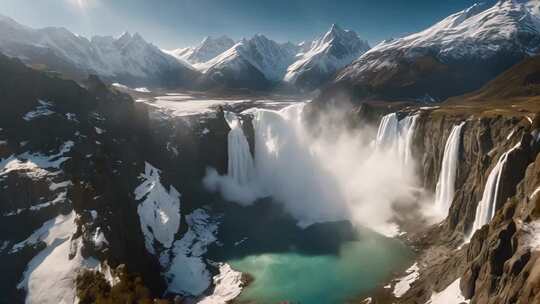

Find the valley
[[1, 0, 540, 303]]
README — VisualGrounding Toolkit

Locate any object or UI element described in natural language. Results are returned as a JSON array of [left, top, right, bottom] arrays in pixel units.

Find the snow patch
[[92, 227, 108, 249], [148, 96, 249, 117], [65, 113, 78, 122], [135, 87, 151, 93], [165, 209, 219, 296], [49, 180, 72, 191], [23, 100, 54, 121], [197, 263, 243, 304], [393, 263, 420, 298], [426, 279, 469, 304], [111, 82, 130, 90], [0, 141, 74, 180], [135, 162, 181, 254], [15, 212, 97, 304]]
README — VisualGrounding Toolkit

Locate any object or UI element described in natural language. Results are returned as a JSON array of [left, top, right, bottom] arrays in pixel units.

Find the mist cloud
[[204, 103, 421, 236]]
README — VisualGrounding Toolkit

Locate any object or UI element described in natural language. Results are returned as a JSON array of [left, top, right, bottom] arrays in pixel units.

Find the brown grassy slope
[[451, 55, 540, 101], [432, 56, 540, 118]]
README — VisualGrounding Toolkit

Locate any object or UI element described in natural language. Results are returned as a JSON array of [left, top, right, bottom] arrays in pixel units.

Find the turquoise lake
[[228, 235, 412, 304]]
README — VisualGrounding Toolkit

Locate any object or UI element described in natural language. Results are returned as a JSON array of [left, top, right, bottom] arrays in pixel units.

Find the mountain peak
[[199, 35, 234, 47], [329, 23, 344, 33], [283, 25, 370, 88], [132, 32, 145, 42], [175, 35, 235, 65], [118, 31, 131, 40], [0, 14, 23, 28], [252, 33, 270, 41]]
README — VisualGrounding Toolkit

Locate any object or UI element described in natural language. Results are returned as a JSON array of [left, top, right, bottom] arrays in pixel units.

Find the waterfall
[[467, 142, 521, 240], [207, 104, 420, 236], [250, 104, 347, 226], [375, 112, 419, 166], [397, 115, 419, 166], [224, 112, 255, 186], [375, 113, 399, 150], [434, 122, 465, 216]]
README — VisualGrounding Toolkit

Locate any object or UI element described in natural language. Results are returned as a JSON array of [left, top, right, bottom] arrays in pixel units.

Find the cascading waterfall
[[251, 104, 347, 227], [375, 113, 399, 150], [467, 142, 521, 240], [207, 104, 420, 236], [397, 115, 419, 166], [434, 122, 465, 216], [224, 112, 255, 186], [375, 112, 419, 166]]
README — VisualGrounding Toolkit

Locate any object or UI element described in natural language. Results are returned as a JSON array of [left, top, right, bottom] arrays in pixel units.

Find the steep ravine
[[349, 104, 540, 303]]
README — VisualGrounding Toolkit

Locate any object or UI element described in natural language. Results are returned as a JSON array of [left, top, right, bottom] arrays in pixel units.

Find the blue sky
[[1, 0, 478, 49]]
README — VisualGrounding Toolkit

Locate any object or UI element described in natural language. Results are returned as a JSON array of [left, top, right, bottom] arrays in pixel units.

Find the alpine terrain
[[1, 0, 540, 304]]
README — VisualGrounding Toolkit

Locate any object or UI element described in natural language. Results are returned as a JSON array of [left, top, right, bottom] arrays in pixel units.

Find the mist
[[204, 103, 421, 237]]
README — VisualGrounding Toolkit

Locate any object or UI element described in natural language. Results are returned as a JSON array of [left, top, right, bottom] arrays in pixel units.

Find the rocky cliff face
[[402, 107, 538, 300], [0, 55, 232, 303], [333, 99, 540, 303]]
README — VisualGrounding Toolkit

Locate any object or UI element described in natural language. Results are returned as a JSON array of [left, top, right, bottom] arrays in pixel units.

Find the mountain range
[[320, 0, 540, 103], [0, 15, 370, 92], [0, 0, 539, 98], [0, 15, 198, 88], [2, 1, 540, 303]]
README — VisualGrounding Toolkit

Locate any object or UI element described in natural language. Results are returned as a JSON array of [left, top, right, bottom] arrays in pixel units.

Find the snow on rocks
[[393, 262, 420, 298], [135, 162, 181, 254], [49, 180, 72, 191], [14, 211, 98, 304], [135, 87, 151, 93], [197, 263, 243, 304], [22, 100, 54, 121], [11, 211, 76, 253], [166, 36, 235, 68], [0, 141, 74, 180], [92, 227, 109, 249], [284, 24, 370, 85], [65, 113, 78, 122], [165, 208, 219, 296], [426, 279, 469, 304], [148, 95, 248, 117], [0, 155, 50, 181], [112, 83, 152, 93], [338, 0, 540, 83]]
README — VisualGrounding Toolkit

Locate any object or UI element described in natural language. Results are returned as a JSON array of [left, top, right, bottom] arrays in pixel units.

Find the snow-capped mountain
[[166, 36, 235, 67], [196, 25, 368, 90], [328, 0, 540, 101], [0, 15, 198, 87], [284, 24, 370, 90], [200, 34, 299, 89]]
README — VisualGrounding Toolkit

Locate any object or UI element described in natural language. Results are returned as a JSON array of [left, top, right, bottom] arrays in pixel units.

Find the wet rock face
[[343, 102, 540, 303], [413, 113, 533, 238], [407, 112, 540, 304], [458, 153, 540, 304]]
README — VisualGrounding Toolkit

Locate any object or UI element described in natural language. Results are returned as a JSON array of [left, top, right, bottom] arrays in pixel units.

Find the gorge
[[1, 1, 540, 303]]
